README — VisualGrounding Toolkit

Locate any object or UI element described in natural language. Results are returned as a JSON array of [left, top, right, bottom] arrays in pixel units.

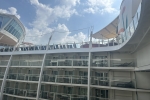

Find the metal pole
[[36, 32, 54, 100], [87, 28, 93, 100]]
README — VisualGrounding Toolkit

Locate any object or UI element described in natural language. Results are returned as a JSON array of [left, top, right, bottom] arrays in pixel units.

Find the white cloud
[[25, 24, 88, 45], [84, 0, 117, 14], [25, 0, 87, 45], [0, 7, 20, 19]]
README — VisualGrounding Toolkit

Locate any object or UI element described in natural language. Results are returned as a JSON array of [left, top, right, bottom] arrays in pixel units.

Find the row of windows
[[4, 19, 24, 40]]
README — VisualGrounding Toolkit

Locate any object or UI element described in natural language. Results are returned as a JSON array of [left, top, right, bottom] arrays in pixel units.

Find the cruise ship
[[0, 0, 150, 100]]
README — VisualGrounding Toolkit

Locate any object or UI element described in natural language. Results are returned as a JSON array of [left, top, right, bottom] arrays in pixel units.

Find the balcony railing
[[4, 87, 37, 98], [91, 76, 109, 86], [45, 59, 88, 67], [0, 72, 4, 79], [91, 76, 136, 89], [42, 75, 88, 85], [11, 60, 43, 66], [0, 60, 8, 66], [111, 78, 135, 89], [40, 91, 87, 100], [92, 59, 136, 67], [7, 73, 39, 81]]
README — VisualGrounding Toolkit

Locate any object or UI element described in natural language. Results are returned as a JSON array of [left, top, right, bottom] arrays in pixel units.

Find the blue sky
[[0, 0, 122, 44]]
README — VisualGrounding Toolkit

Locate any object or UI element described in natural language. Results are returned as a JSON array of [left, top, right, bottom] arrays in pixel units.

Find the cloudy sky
[[0, 0, 122, 44]]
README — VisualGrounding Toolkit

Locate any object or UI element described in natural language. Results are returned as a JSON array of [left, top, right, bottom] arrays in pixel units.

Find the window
[[0, 16, 2, 28], [4, 19, 24, 39]]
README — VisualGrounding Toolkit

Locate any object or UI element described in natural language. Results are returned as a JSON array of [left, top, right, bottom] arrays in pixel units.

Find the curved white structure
[[1, 0, 150, 100], [0, 13, 25, 46]]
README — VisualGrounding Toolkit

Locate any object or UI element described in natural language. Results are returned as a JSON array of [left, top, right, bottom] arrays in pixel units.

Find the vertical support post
[[108, 39, 109, 47], [113, 38, 115, 46], [88, 52, 91, 100], [108, 52, 110, 67], [87, 28, 93, 100], [36, 32, 54, 100]]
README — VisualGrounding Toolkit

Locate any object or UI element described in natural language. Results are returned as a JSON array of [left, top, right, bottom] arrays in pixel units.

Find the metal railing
[[7, 73, 39, 81], [11, 60, 43, 66], [4, 87, 37, 98], [0, 60, 8, 66], [42, 75, 88, 85], [40, 91, 87, 100], [0, 72, 4, 79], [91, 76, 136, 89], [45, 59, 88, 67], [92, 59, 136, 67]]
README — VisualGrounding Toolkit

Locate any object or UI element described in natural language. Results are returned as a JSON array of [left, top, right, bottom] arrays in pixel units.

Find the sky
[[0, 0, 122, 45]]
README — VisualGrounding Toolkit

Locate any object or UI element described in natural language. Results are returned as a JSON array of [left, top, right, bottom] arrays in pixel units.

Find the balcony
[[111, 78, 135, 89], [45, 59, 88, 67], [90, 97, 109, 100], [92, 59, 135, 68], [4, 87, 37, 98], [42, 75, 88, 85], [7, 73, 39, 82], [0, 60, 8, 66], [40, 91, 87, 100], [91, 76, 109, 86], [0, 72, 4, 79], [91, 76, 135, 89], [11, 60, 42, 67]]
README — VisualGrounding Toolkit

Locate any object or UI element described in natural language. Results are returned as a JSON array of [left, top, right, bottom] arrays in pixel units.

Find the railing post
[[71, 76, 73, 84], [55, 75, 57, 83], [108, 52, 110, 67], [70, 95, 71, 100], [53, 93, 55, 100], [72, 59, 73, 66]]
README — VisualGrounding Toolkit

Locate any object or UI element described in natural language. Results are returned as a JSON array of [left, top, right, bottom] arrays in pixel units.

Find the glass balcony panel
[[58, 60, 72, 66], [42, 75, 55, 82], [0, 60, 8, 66], [55, 93, 70, 100], [92, 59, 108, 67], [90, 97, 108, 100], [73, 59, 88, 67], [72, 76, 88, 84], [0, 72, 4, 78], [129, 21, 135, 35], [126, 27, 131, 40], [29, 60, 42, 66], [11, 61, 19, 66], [40, 91, 54, 99], [91, 76, 109, 86], [18, 74, 25, 80], [133, 13, 138, 30], [56, 76, 71, 83], [111, 79, 135, 89], [71, 95, 87, 100], [137, 3, 141, 20], [7, 73, 39, 81], [7, 73, 17, 79], [110, 59, 135, 67], [11, 60, 42, 66], [26, 90, 37, 97]]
